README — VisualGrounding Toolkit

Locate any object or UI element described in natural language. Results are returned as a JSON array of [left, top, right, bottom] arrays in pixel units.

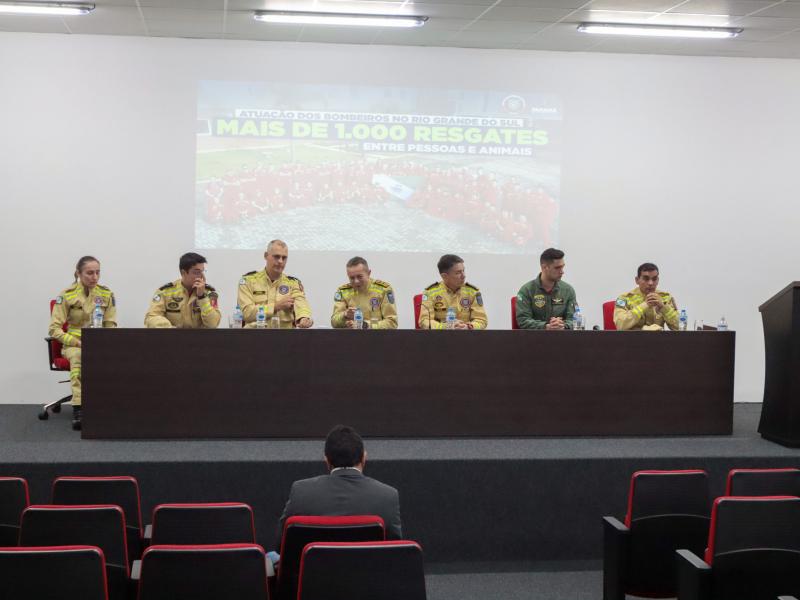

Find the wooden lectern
[[758, 282, 800, 447]]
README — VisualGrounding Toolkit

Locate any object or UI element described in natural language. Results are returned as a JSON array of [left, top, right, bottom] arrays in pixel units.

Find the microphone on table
[[592, 325, 600, 331]]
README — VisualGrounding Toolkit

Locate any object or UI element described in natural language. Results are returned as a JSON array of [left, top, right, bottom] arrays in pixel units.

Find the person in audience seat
[[274, 424, 403, 549]]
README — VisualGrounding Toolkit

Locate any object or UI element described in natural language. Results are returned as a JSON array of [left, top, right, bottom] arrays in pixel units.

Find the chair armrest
[[602, 516, 629, 600], [131, 560, 142, 581], [676, 549, 711, 600], [143, 523, 152, 541]]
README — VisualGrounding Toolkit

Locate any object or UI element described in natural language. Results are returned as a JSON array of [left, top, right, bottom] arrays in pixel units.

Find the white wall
[[1, 32, 797, 405]]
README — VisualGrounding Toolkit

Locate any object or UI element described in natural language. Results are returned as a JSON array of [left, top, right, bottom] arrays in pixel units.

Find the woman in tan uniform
[[48, 256, 117, 430]]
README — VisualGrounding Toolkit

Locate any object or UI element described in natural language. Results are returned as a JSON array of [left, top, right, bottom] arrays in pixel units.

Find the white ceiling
[[3, 0, 800, 58]]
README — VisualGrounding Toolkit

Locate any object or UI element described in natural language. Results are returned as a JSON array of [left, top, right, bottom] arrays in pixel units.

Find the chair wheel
[[38, 410, 49, 420], [52, 404, 62, 413]]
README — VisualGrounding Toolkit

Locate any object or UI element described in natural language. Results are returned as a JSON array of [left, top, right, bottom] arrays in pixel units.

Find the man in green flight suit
[[515, 248, 577, 330]]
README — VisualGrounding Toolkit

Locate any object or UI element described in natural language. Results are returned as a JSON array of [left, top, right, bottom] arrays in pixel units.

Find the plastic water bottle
[[679, 309, 688, 331], [717, 316, 728, 331], [232, 305, 243, 329], [256, 305, 266, 329], [270, 315, 280, 330], [370, 315, 379, 330], [354, 307, 364, 330], [573, 305, 584, 331], [91, 304, 103, 328], [446, 307, 456, 330]]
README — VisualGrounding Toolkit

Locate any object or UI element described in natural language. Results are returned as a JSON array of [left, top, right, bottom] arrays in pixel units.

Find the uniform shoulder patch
[[615, 297, 627, 307], [425, 282, 439, 291], [55, 295, 63, 304], [159, 282, 174, 290]]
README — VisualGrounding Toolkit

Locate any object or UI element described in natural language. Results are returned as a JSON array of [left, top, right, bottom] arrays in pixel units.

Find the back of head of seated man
[[275, 425, 403, 547]]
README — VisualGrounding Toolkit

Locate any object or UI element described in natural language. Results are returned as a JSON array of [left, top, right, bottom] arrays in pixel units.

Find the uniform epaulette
[[372, 279, 390, 288], [464, 282, 479, 292], [287, 275, 299, 281], [243, 270, 257, 277], [96, 284, 110, 291], [338, 283, 353, 290], [206, 284, 216, 292], [159, 282, 174, 290], [425, 282, 439, 291]]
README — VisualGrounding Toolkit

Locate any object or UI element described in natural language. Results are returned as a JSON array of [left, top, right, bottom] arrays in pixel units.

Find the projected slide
[[195, 81, 562, 254]]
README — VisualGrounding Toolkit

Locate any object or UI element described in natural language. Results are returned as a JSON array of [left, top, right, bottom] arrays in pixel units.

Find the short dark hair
[[540, 248, 564, 265], [637, 263, 659, 278], [324, 425, 365, 468], [346, 256, 369, 269], [438, 254, 464, 274], [179, 252, 207, 273]]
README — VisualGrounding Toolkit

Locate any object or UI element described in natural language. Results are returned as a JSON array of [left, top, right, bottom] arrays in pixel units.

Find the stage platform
[[1, 403, 798, 599]]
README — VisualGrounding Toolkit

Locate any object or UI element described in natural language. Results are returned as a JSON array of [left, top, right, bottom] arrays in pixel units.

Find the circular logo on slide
[[502, 95, 526, 114]]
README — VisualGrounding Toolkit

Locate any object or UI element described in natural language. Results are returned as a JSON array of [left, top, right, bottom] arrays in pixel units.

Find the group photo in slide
[[2, 2, 800, 600], [195, 81, 561, 254]]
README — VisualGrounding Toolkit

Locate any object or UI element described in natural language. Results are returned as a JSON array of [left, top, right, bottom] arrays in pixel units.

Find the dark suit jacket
[[276, 468, 403, 546]]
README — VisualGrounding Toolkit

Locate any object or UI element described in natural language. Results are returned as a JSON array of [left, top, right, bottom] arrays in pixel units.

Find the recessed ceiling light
[[0, 2, 94, 15], [577, 22, 742, 39], [254, 10, 428, 28]]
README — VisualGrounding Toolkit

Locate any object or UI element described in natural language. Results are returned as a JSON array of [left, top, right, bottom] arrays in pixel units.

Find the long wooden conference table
[[81, 329, 735, 439]]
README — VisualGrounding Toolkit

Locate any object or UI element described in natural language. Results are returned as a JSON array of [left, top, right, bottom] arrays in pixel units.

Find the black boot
[[72, 405, 82, 431]]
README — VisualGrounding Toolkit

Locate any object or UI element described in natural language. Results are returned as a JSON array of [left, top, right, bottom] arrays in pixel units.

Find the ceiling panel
[[0, 0, 798, 58]]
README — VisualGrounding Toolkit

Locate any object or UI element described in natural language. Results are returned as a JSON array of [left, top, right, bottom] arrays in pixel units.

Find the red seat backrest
[[48, 299, 68, 369], [413, 294, 422, 330], [603, 301, 617, 330], [511, 296, 519, 329]]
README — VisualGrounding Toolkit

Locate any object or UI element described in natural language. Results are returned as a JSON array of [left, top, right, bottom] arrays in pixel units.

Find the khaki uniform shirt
[[238, 269, 312, 328], [331, 278, 398, 329], [419, 281, 488, 330], [49, 283, 117, 346], [144, 279, 221, 329], [613, 288, 679, 331]]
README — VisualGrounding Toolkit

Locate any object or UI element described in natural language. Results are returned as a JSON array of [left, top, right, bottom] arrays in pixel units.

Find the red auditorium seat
[[136, 543, 269, 600], [0, 477, 29, 546], [603, 469, 709, 599], [0, 545, 109, 600], [277, 515, 385, 600], [297, 540, 426, 600], [20, 504, 129, 600], [725, 468, 800, 496], [147, 502, 255, 546], [52, 476, 144, 561], [677, 496, 800, 600]]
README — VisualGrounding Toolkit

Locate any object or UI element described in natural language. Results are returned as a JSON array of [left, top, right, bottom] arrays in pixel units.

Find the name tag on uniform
[[253, 291, 266, 295]]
